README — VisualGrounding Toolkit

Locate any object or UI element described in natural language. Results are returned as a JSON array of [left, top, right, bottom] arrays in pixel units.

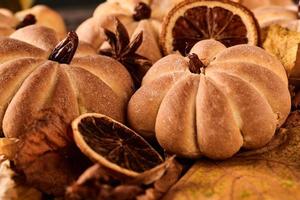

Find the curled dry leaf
[[0, 156, 42, 200], [137, 157, 184, 200], [163, 127, 300, 200], [65, 164, 142, 200], [263, 25, 300, 79], [65, 156, 183, 200]]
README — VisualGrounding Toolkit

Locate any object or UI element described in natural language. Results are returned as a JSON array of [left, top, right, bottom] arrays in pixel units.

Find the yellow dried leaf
[[263, 25, 300, 78], [0, 156, 42, 200], [163, 127, 300, 200]]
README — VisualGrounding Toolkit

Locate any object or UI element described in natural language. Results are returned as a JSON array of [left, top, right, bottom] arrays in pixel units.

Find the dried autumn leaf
[[163, 127, 300, 200], [65, 156, 183, 200], [263, 25, 300, 78], [137, 157, 183, 200], [0, 156, 42, 200]]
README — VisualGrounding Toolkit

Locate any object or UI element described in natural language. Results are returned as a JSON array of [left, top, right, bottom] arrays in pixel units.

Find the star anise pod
[[100, 19, 152, 89]]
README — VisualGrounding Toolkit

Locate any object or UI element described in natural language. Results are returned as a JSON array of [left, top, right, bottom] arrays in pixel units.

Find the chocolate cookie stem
[[133, 2, 152, 21], [15, 14, 37, 30], [188, 53, 206, 74], [49, 31, 79, 64]]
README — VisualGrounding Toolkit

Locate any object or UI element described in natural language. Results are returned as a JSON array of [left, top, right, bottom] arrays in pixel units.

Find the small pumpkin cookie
[[128, 39, 291, 160], [0, 25, 133, 195], [0, 5, 66, 37]]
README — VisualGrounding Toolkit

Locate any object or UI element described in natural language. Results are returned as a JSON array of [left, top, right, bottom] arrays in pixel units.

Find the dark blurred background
[[0, 0, 106, 30], [35, 0, 102, 6], [35, 0, 105, 30]]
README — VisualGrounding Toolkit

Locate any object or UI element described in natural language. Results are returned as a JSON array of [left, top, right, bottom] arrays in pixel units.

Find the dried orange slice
[[72, 113, 163, 177], [161, 0, 261, 55]]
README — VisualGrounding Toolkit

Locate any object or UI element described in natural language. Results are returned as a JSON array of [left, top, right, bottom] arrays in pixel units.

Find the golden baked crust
[[10, 25, 59, 52], [128, 39, 291, 159], [128, 72, 186, 138], [72, 55, 133, 101]]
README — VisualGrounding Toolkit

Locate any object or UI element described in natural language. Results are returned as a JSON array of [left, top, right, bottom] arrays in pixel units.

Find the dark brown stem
[[188, 53, 206, 74], [133, 2, 152, 21], [298, 0, 300, 19], [48, 31, 79, 64], [15, 14, 37, 30]]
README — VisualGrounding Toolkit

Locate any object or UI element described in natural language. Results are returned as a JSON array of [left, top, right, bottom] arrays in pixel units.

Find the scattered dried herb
[[65, 156, 183, 200], [133, 2, 152, 21], [15, 14, 37, 30], [49, 31, 79, 64], [100, 19, 152, 88]]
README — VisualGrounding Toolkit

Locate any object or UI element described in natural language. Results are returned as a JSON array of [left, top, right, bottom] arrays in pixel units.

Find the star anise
[[99, 19, 152, 89]]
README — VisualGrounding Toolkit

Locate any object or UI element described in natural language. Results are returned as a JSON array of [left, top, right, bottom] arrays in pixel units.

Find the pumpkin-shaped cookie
[[0, 9, 18, 36], [0, 5, 66, 37], [254, 5, 297, 30], [77, 0, 181, 63], [128, 39, 291, 160], [0, 25, 133, 195], [237, 0, 293, 9], [15, 5, 66, 37]]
